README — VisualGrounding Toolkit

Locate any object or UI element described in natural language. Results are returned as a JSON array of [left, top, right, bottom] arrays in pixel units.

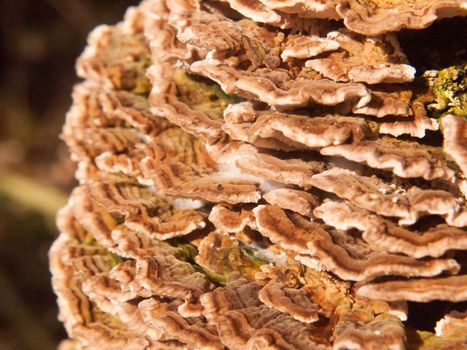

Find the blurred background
[[0, 1, 137, 349]]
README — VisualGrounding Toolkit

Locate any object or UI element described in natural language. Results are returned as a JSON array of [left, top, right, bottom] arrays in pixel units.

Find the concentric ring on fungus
[[50, 1, 467, 349]]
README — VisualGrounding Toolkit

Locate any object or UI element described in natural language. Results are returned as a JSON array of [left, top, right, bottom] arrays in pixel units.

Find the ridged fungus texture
[[50, 1, 467, 349]]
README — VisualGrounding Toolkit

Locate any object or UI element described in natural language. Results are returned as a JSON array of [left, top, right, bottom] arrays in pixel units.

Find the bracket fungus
[[335, 0, 467, 36], [51, 1, 467, 349]]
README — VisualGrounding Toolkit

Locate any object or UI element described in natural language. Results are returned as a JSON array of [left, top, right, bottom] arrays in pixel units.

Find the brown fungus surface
[[336, 0, 467, 36], [254, 204, 460, 281], [258, 281, 320, 323], [252, 0, 341, 21], [314, 201, 467, 258], [357, 275, 467, 303], [50, 1, 467, 349], [305, 29, 415, 85], [442, 114, 467, 175]]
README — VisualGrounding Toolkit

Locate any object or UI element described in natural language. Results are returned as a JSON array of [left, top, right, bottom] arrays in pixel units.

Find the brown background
[[0, 1, 136, 349]]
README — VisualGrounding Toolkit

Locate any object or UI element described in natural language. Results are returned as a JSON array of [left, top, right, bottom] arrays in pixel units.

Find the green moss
[[173, 69, 242, 121], [424, 63, 467, 117], [171, 242, 227, 285], [108, 252, 123, 266], [405, 327, 467, 350], [240, 244, 271, 268], [168, 236, 270, 286], [176, 243, 199, 262], [83, 233, 97, 246], [406, 328, 429, 350], [132, 75, 152, 95], [198, 267, 228, 286], [131, 57, 153, 95]]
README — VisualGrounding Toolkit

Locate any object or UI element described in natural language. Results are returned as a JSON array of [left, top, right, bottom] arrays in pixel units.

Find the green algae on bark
[[424, 64, 467, 117]]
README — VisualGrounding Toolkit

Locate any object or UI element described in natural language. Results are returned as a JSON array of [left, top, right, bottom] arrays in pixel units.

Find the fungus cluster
[[50, 1, 467, 349]]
